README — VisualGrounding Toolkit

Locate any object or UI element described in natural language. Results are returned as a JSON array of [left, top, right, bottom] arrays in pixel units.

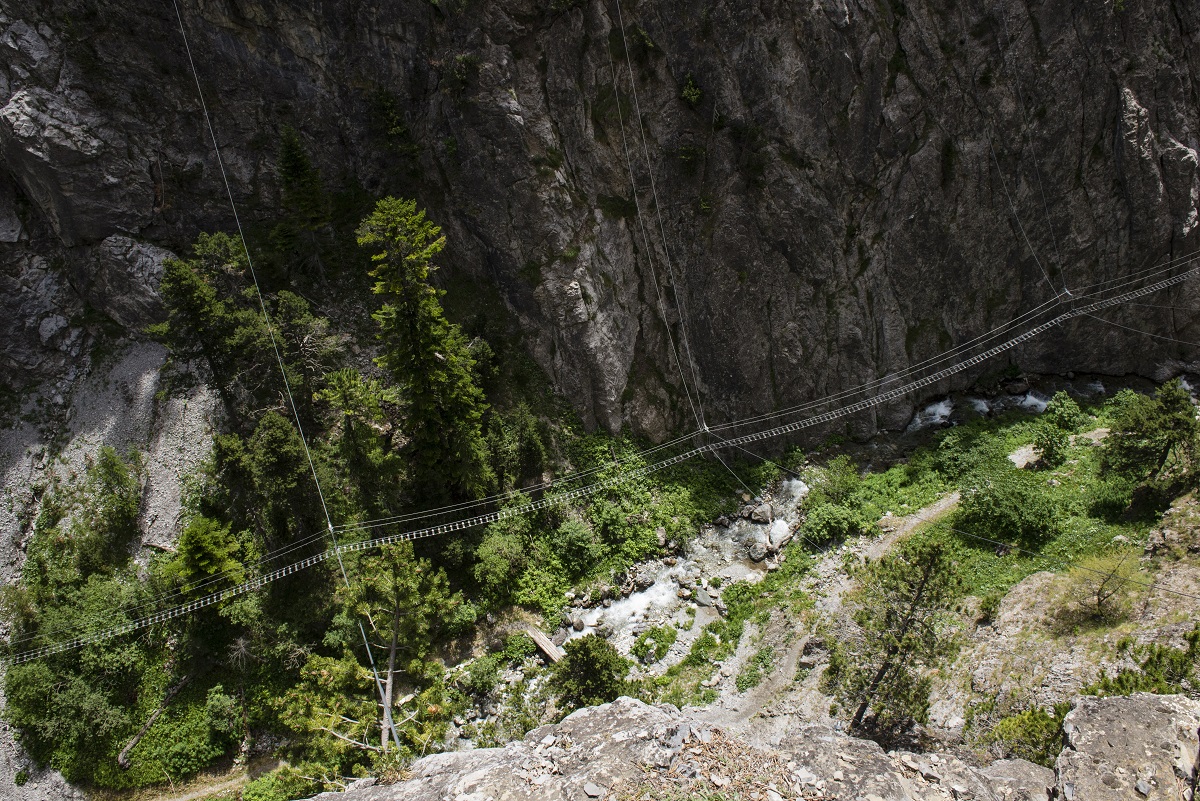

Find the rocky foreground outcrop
[[305, 693, 1200, 801]]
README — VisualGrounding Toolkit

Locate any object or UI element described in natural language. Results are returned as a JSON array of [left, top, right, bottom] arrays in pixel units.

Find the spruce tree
[[357, 197, 492, 503]]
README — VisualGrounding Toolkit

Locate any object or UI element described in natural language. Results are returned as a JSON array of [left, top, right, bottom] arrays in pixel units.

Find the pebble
[[583, 781, 605, 797]]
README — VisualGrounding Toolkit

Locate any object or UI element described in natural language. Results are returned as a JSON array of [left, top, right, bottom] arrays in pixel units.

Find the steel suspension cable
[[612, 0, 708, 428], [9, 258, 1195, 666], [605, 13, 703, 430], [169, 0, 398, 746]]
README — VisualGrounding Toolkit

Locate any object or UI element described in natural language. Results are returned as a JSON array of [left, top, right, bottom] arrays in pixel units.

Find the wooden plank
[[526, 626, 565, 663]]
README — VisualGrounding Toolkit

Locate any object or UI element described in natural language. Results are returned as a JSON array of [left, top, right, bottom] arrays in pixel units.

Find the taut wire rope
[[7, 254, 1197, 666], [612, 0, 708, 428], [605, 9, 703, 429], [169, 0, 399, 747], [996, 6, 1068, 294]]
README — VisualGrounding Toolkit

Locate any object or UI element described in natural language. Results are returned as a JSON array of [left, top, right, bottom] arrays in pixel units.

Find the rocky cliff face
[[2, 0, 1199, 436], [300, 693, 1200, 801]]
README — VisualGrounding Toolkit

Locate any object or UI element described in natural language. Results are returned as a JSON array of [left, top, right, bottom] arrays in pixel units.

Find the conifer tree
[[1103, 379, 1200, 482], [824, 538, 960, 740], [341, 542, 465, 751], [357, 197, 492, 503]]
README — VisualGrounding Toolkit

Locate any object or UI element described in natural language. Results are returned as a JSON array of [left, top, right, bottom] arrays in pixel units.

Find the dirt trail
[[699, 491, 962, 736], [155, 774, 245, 801], [817, 491, 960, 617], [704, 623, 810, 733]]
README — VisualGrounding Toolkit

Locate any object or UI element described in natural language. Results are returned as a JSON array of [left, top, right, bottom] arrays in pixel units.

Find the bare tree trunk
[[118, 674, 191, 769], [382, 600, 401, 751], [851, 649, 896, 730]]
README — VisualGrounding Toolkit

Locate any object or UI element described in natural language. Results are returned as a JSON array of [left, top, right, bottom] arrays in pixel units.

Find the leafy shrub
[[806, 455, 859, 506], [956, 466, 1060, 548], [681, 73, 703, 106], [243, 766, 322, 801], [557, 518, 604, 579], [1033, 424, 1069, 467], [934, 427, 1008, 480], [551, 634, 630, 710], [1087, 475, 1136, 520], [1043, 391, 1087, 432], [501, 632, 537, 662], [474, 529, 528, 600], [1086, 623, 1200, 695], [632, 626, 677, 663], [803, 503, 865, 546], [463, 655, 501, 697], [988, 703, 1070, 767], [735, 646, 775, 692], [977, 592, 1003, 624], [205, 685, 240, 737]]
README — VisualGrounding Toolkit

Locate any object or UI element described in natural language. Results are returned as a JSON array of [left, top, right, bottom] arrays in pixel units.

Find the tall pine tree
[[357, 197, 492, 503]]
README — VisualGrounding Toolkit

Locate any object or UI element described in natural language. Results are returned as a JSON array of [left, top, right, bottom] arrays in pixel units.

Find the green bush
[[243, 766, 322, 801], [681, 73, 703, 107], [956, 466, 1060, 548], [735, 646, 775, 692], [557, 518, 604, 579], [463, 655, 501, 697], [1086, 623, 1200, 696], [977, 592, 1002, 623], [501, 632, 537, 662], [803, 503, 865, 546], [1033, 425, 1069, 467], [551, 634, 630, 710], [631, 625, 677, 663], [988, 703, 1070, 767], [934, 427, 1008, 479], [1043, 391, 1088, 432], [474, 528, 529, 599], [806, 455, 859, 506], [1087, 476, 1136, 520]]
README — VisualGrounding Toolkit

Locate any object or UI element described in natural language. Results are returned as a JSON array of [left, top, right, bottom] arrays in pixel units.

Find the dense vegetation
[[605, 385, 1200, 752], [0, 135, 753, 795], [4, 130, 1199, 792]]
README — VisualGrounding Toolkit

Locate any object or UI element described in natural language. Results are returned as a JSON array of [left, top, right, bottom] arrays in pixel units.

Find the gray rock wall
[[2, 0, 1199, 436]]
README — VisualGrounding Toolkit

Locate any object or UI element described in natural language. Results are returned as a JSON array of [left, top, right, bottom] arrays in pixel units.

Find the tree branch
[[318, 726, 382, 752]]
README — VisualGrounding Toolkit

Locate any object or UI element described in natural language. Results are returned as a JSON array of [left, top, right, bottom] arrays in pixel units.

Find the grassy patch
[[735, 646, 776, 692]]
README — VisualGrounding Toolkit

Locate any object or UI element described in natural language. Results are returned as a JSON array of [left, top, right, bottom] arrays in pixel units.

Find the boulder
[[1057, 693, 1200, 801], [81, 235, 173, 327], [977, 760, 1054, 801], [305, 698, 1050, 801], [751, 503, 773, 524], [768, 519, 792, 549]]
